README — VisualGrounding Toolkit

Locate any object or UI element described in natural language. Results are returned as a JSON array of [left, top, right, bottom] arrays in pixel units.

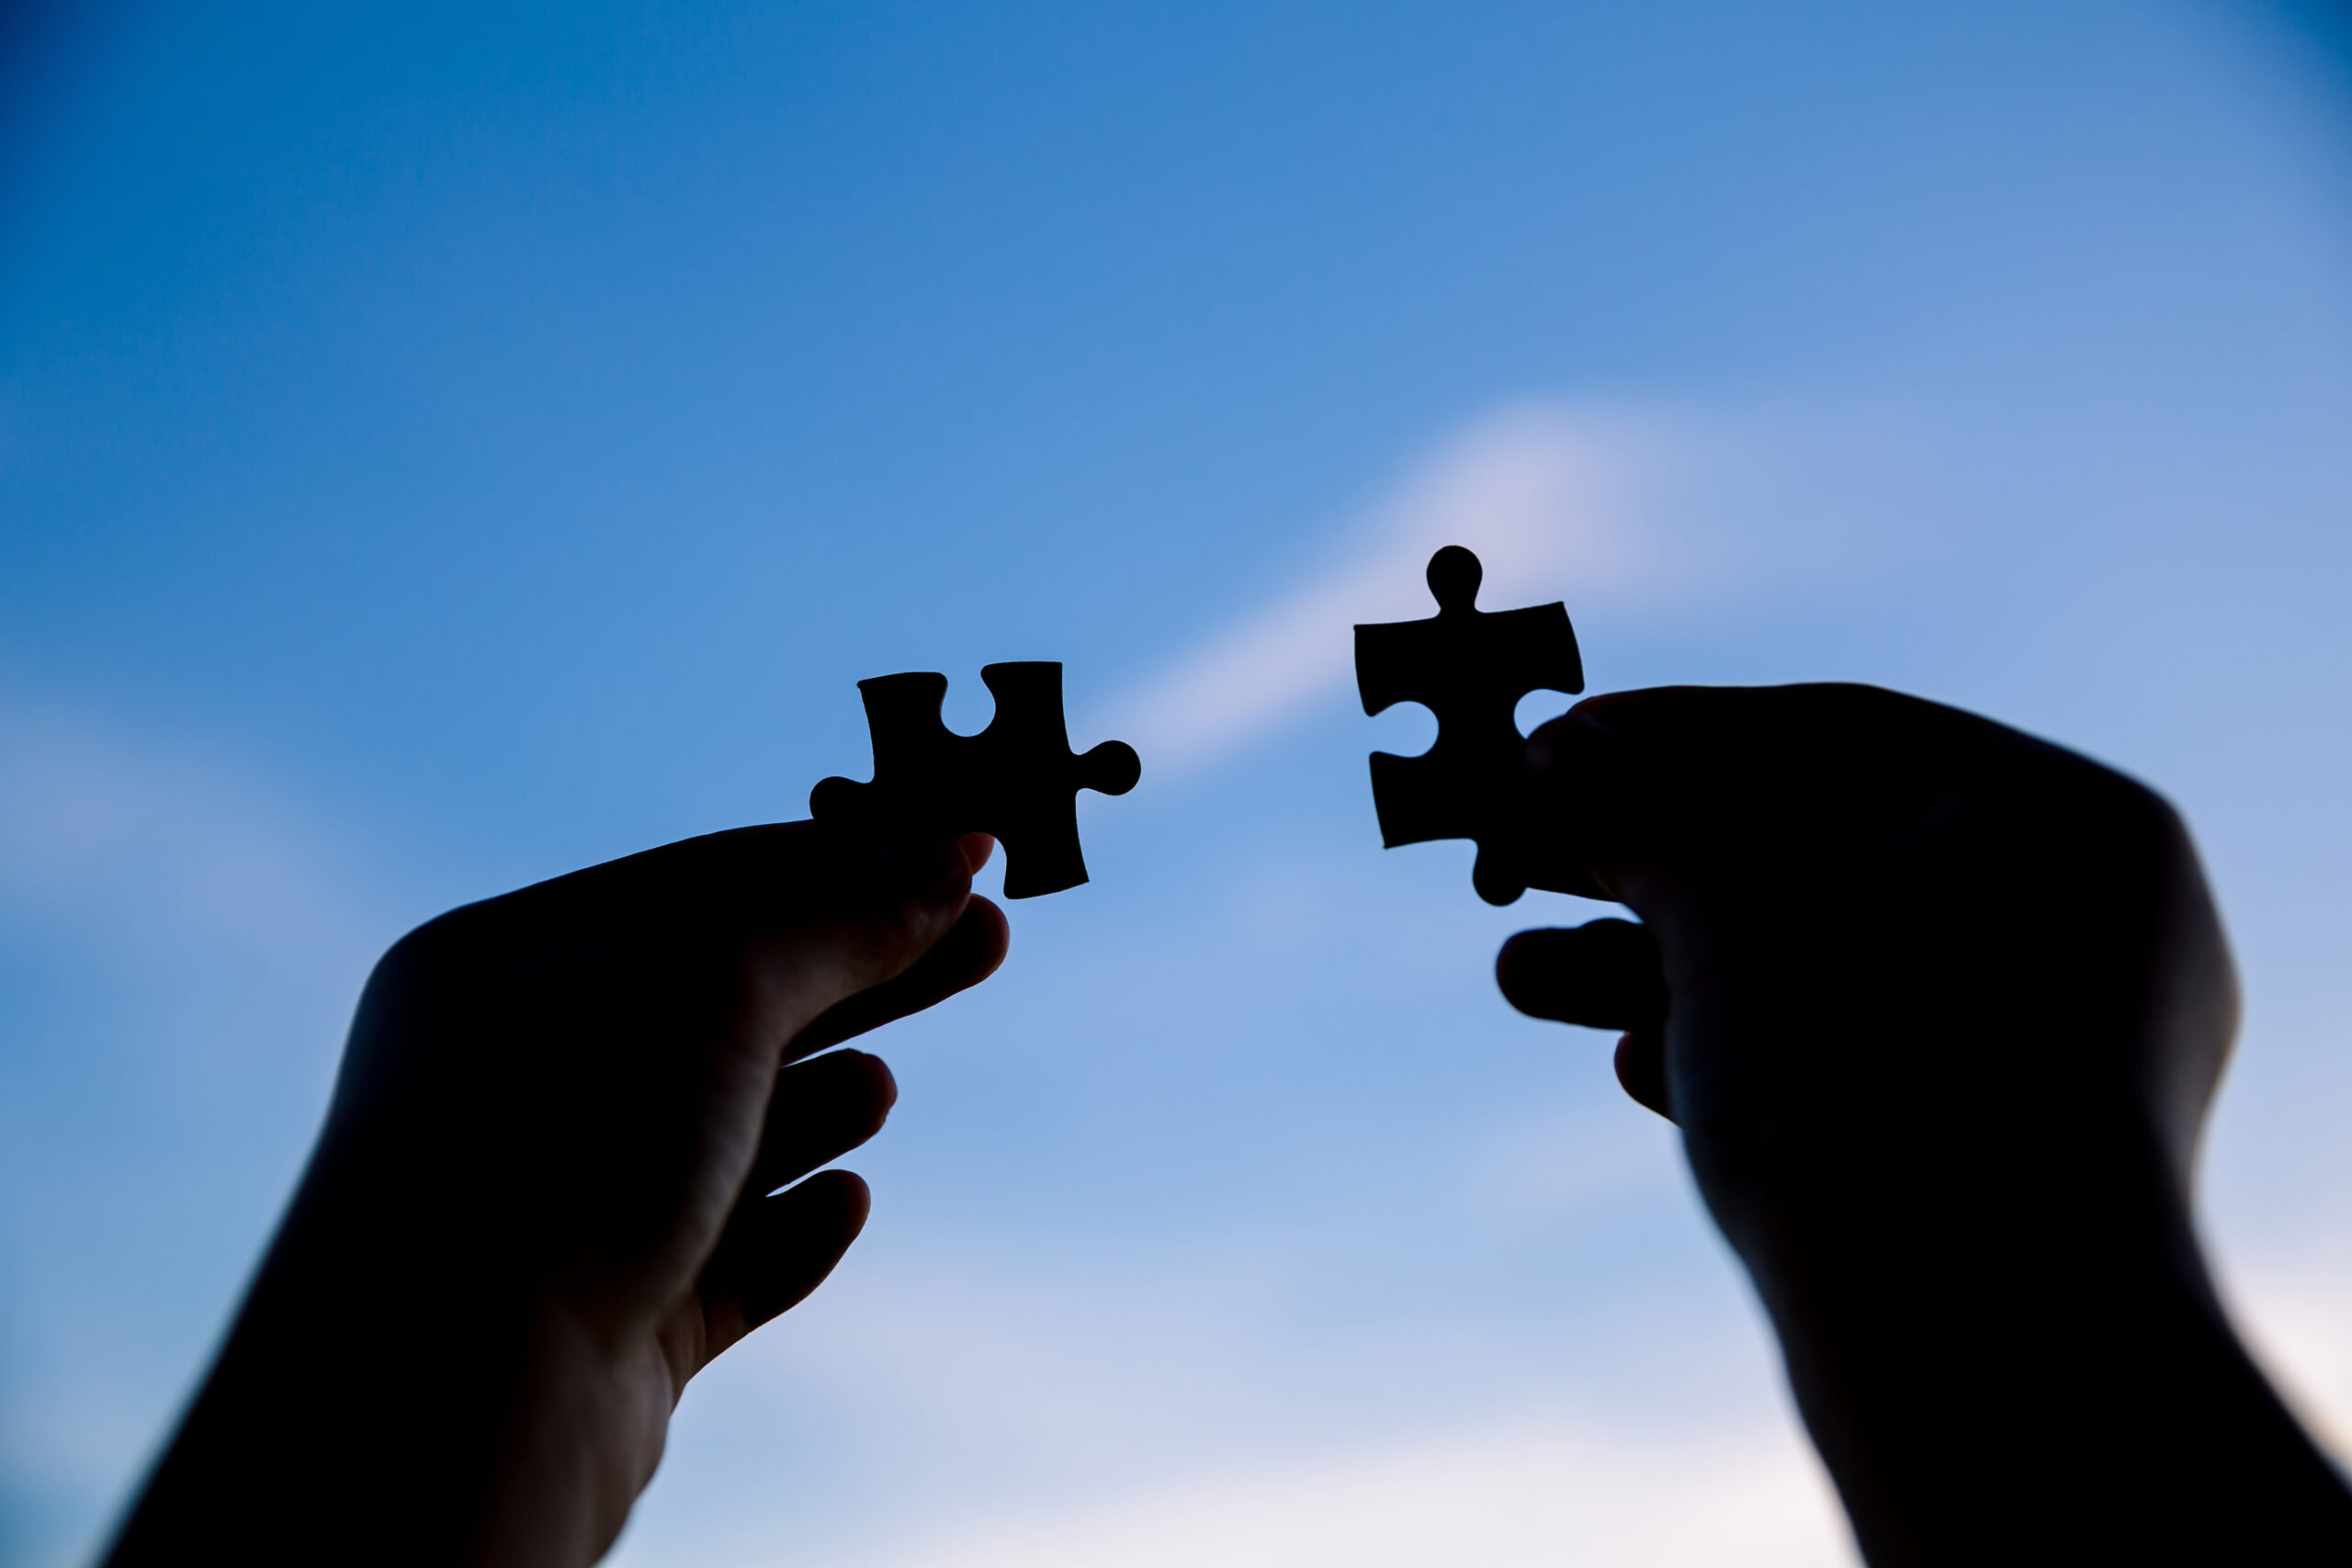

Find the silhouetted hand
[[105, 824, 1007, 1568], [1497, 684, 2352, 1565]]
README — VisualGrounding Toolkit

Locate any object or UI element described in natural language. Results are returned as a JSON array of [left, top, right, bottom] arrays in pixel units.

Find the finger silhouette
[[1498, 919, 1674, 1121], [697, 1169, 872, 1363], [784, 896, 1009, 1063], [1496, 919, 1667, 1032], [1611, 1030, 1672, 1122], [1524, 684, 1991, 899], [478, 822, 968, 945], [742, 1049, 899, 1201]]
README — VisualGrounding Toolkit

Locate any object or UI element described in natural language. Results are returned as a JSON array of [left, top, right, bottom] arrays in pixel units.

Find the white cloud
[[1102, 404, 1676, 778], [2218, 1257, 2352, 1463], [0, 697, 399, 1557], [0, 699, 389, 1000], [816, 1416, 1852, 1568], [1093, 397, 1968, 784]]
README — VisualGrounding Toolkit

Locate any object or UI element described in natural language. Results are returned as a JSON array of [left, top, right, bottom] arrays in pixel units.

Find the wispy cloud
[[0, 697, 399, 1562], [1102, 403, 1678, 779], [822, 1416, 1851, 1568], [0, 699, 391, 1019], [2222, 1258, 2352, 1461]]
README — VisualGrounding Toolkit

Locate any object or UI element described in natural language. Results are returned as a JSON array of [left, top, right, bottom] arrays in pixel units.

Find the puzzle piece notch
[[810, 660, 1140, 899], [1354, 546, 1584, 905]]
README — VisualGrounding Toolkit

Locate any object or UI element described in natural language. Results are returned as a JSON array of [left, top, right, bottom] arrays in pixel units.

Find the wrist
[[463, 1302, 673, 1568], [1725, 1170, 2347, 1563], [105, 1155, 596, 1566]]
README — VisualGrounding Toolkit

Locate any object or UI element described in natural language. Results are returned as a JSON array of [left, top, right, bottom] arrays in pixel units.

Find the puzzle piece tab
[[810, 661, 1140, 899], [1355, 546, 1584, 905]]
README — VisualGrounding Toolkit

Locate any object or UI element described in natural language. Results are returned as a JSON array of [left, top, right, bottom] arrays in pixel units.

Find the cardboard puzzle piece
[[1354, 546, 1584, 905], [810, 661, 1140, 898]]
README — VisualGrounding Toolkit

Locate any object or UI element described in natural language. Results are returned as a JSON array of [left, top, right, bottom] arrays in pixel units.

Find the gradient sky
[[6, 4, 2352, 1565]]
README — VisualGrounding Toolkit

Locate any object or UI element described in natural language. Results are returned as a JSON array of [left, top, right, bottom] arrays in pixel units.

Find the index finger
[[1520, 682, 1994, 903]]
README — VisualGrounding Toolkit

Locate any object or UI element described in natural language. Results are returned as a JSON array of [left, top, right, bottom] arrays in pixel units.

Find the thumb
[[1520, 704, 1653, 902]]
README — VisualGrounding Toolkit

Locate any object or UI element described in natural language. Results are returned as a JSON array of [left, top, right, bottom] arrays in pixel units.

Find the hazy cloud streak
[[1103, 404, 1672, 779], [824, 1416, 1851, 1568]]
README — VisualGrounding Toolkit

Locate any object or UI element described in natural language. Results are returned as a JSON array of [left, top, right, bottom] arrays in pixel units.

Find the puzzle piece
[[1355, 546, 1584, 905], [810, 661, 1140, 899]]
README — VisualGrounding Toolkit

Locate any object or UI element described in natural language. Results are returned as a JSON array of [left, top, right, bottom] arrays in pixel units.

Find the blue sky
[[6, 4, 2352, 1564]]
